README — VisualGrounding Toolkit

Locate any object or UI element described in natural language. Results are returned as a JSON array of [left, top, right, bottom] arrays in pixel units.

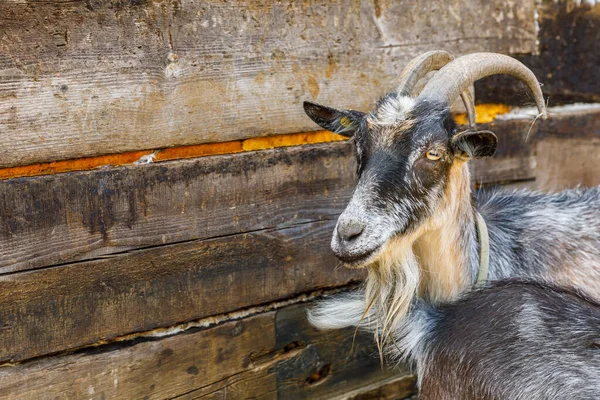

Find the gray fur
[[478, 187, 600, 286], [310, 281, 600, 399], [416, 281, 600, 399]]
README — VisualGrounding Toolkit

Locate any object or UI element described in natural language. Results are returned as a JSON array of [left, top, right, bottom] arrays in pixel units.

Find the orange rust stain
[[0, 151, 149, 180], [0, 131, 347, 180], [454, 103, 511, 125], [155, 141, 243, 161], [242, 130, 346, 151]]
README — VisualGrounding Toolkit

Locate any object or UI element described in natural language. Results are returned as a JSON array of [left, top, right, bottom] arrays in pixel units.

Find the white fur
[[370, 95, 415, 125], [307, 290, 367, 330]]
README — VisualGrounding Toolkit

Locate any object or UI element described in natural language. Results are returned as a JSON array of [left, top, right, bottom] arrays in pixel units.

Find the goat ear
[[451, 129, 498, 159], [303, 101, 365, 137]]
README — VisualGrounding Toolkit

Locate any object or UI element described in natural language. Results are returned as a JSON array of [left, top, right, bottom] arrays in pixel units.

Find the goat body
[[476, 187, 600, 292], [310, 280, 600, 399], [304, 51, 600, 396], [304, 52, 600, 338]]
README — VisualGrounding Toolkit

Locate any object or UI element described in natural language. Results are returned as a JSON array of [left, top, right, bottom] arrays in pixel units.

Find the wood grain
[[534, 106, 600, 191], [471, 106, 600, 185], [470, 117, 537, 185], [474, 1, 600, 105], [0, 302, 411, 400], [0, 309, 278, 399], [0, 0, 537, 167], [537, 105, 600, 140], [0, 142, 356, 274], [536, 138, 600, 192], [0, 220, 363, 363], [337, 375, 418, 400], [274, 305, 413, 399]]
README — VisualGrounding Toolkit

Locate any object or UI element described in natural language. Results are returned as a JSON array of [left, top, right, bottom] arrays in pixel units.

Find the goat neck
[[413, 160, 479, 304]]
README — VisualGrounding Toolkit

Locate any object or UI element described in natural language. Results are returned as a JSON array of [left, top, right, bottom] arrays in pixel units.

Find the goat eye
[[426, 149, 442, 161]]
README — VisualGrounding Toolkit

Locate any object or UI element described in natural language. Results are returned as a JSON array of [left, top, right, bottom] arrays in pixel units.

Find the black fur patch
[[354, 99, 458, 234]]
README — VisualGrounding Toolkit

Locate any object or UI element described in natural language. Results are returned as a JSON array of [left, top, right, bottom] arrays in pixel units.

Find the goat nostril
[[337, 221, 365, 242]]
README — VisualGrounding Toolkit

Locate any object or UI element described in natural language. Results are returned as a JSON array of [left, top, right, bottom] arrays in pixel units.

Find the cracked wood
[[0, 302, 414, 400]]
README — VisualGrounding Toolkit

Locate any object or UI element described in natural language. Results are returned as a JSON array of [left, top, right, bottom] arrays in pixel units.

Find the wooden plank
[[536, 138, 600, 192], [0, 309, 278, 400], [534, 106, 600, 191], [274, 305, 412, 399], [470, 117, 537, 185], [0, 220, 363, 363], [474, 1, 600, 105], [471, 106, 600, 185], [0, 0, 538, 167], [334, 375, 417, 400], [174, 369, 276, 400], [0, 302, 411, 400], [536, 105, 600, 140], [0, 142, 355, 274]]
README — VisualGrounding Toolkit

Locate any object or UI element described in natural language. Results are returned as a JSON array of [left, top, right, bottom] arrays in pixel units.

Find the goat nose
[[337, 220, 365, 242]]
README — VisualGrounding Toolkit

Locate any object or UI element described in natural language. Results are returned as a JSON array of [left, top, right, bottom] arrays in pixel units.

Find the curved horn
[[396, 50, 476, 127], [418, 53, 547, 120], [459, 90, 476, 127]]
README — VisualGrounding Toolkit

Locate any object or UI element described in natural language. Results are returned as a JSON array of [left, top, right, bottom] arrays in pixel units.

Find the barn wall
[[0, 0, 598, 399], [0, 0, 538, 167]]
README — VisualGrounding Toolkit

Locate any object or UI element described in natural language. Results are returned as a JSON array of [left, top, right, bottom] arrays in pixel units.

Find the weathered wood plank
[[536, 105, 600, 140], [274, 305, 412, 399], [0, 302, 411, 400], [0, 0, 538, 167], [334, 375, 417, 400], [0, 142, 356, 274], [174, 369, 276, 400], [536, 138, 600, 192], [0, 309, 278, 400], [471, 105, 600, 185], [534, 105, 600, 191], [474, 1, 600, 105], [0, 220, 363, 363], [470, 117, 537, 185]]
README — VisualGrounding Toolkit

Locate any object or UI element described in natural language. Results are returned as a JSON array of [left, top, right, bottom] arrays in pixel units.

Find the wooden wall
[[0, 0, 598, 399]]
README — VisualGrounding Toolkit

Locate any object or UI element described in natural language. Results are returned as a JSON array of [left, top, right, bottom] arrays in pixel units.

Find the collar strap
[[475, 211, 490, 285]]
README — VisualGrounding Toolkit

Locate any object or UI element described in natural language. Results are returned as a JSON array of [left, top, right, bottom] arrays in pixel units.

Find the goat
[[310, 279, 600, 399], [303, 51, 600, 345]]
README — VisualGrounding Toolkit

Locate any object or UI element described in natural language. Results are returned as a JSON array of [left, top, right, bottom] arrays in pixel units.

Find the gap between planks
[[0, 104, 513, 181], [0, 284, 358, 368], [0, 130, 346, 180]]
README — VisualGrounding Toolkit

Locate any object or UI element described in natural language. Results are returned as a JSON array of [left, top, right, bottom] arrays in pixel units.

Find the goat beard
[[364, 236, 420, 354], [307, 236, 421, 361]]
